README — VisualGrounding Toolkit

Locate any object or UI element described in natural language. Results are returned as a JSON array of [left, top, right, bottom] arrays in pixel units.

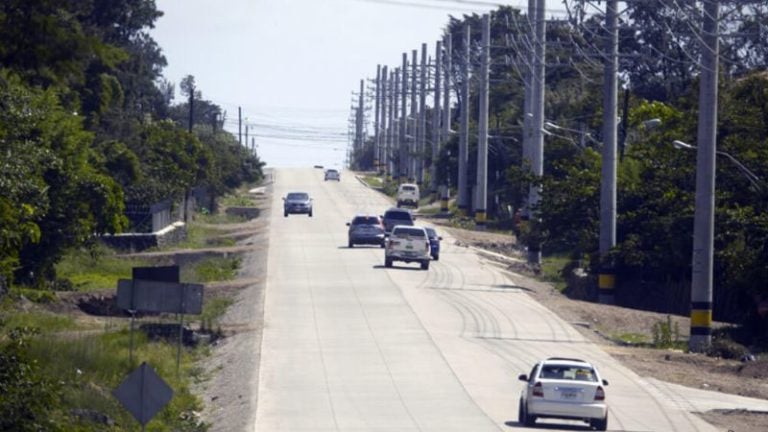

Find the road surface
[[254, 168, 768, 431]]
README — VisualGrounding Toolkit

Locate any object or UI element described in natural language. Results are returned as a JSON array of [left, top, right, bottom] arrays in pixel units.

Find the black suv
[[381, 207, 414, 234]]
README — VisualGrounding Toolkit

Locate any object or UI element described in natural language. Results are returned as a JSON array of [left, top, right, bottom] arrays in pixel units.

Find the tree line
[[0, 0, 263, 291]]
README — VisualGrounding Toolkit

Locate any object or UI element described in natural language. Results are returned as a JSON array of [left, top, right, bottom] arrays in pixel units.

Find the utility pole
[[690, 0, 720, 352], [357, 79, 364, 157], [238, 106, 242, 145], [245, 123, 249, 152], [392, 67, 400, 181], [442, 33, 453, 212], [442, 33, 452, 145], [381, 65, 388, 177], [410, 49, 418, 182], [522, 0, 535, 218], [475, 14, 490, 228], [400, 54, 408, 181], [528, 0, 546, 264], [432, 40, 442, 198], [458, 23, 471, 215], [374, 65, 381, 173], [418, 43, 428, 185], [599, 0, 619, 304]]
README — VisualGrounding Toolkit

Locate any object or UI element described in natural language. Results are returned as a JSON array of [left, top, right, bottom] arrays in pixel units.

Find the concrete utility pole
[[245, 123, 249, 151], [432, 40, 442, 196], [441, 33, 453, 211], [599, 0, 619, 304], [381, 66, 388, 177], [458, 23, 471, 215], [690, 0, 720, 352], [528, 0, 546, 264], [391, 68, 399, 180], [238, 106, 242, 145], [400, 54, 408, 181], [418, 43, 428, 185], [442, 33, 452, 144], [357, 79, 364, 154], [374, 65, 381, 172], [410, 49, 418, 181], [475, 14, 490, 228], [522, 0, 535, 217]]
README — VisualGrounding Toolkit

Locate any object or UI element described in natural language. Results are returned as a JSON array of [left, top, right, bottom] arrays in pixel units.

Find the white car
[[396, 183, 419, 208], [518, 357, 609, 430], [324, 169, 340, 181], [384, 225, 430, 270]]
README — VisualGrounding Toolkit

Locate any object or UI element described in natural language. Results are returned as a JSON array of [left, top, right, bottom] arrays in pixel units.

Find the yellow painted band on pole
[[475, 211, 487, 223], [598, 274, 615, 290], [690, 309, 712, 327], [441, 198, 449, 211]]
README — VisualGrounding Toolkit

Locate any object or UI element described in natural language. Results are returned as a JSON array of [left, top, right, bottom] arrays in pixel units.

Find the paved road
[[254, 168, 768, 432]]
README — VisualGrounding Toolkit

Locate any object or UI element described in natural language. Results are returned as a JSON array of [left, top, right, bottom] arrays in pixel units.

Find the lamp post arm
[[716, 150, 763, 191]]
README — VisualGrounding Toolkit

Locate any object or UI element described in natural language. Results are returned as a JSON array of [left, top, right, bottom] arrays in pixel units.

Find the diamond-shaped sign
[[113, 362, 174, 426]]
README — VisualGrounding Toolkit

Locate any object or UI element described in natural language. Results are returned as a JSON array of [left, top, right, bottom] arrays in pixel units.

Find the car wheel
[[308, 211, 313, 217], [421, 260, 429, 270], [432, 253, 439, 261], [590, 414, 608, 431], [348, 240, 354, 248], [380, 241, 385, 248], [385, 257, 393, 268], [518, 398, 525, 424], [522, 402, 536, 426], [284, 212, 288, 217]]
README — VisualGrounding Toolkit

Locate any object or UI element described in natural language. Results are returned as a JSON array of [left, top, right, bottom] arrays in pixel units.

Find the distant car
[[283, 192, 313, 217], [314, 165, 324, 169], [384, 225, 430, 270], [396, 183, 420, 208], [324, 169, 340, 181], [347, 215, 385, 248], [425, 227, 442, 260], [381, 207, 414, 234], [518, 357, 609, 430]]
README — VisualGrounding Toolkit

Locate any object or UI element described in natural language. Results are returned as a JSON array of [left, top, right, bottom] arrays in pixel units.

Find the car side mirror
[[282, 197, 285, 201], [602, 379, 609, 386], [518, 374, 528, 382], [346, 222, 350, 226], [438, 236, 443, 240]]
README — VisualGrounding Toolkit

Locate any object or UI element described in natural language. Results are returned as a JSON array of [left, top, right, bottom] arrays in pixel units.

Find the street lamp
[[673, 140, 762, 190]]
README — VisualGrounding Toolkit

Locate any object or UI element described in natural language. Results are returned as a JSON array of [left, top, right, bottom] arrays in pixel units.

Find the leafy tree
[[0, 72, 128, 285]]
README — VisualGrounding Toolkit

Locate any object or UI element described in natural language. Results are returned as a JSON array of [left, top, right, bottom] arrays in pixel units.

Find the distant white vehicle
[[518, 357, 609, 430], [324, 169, 340, 181], [396, 183, 419, 208]]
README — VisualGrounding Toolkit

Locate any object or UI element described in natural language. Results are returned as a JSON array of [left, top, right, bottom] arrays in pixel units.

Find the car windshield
[[401, 185, 416, 192], [385, 211, 411, 220], [540, 365, 597, 382], [353, 216, 380, 225], [327, 169, 338, 174], [287, 193, 308, 200], [394, 227, 425, 238]]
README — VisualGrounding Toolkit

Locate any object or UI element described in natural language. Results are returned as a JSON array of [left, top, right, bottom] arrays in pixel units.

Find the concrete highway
[[254, 168, 768, 431]]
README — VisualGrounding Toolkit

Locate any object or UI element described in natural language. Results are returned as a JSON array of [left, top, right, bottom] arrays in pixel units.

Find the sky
[[151, 0, 531, 168]]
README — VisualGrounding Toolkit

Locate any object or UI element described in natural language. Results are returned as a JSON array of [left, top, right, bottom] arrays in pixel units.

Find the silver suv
[[384, 225, 430, 270]]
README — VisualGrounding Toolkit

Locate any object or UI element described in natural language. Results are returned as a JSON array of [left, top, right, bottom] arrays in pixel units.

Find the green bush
[[652, 315, 684, 349]]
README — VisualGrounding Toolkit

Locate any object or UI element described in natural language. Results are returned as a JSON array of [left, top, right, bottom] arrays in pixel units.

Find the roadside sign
[[133, 265, 179, 283], [116, 279, 203, 315], [113, 362, 174, 427]]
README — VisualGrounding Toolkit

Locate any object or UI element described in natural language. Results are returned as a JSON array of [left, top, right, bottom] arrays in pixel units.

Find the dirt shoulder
[[425, 215, 768, 432]]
